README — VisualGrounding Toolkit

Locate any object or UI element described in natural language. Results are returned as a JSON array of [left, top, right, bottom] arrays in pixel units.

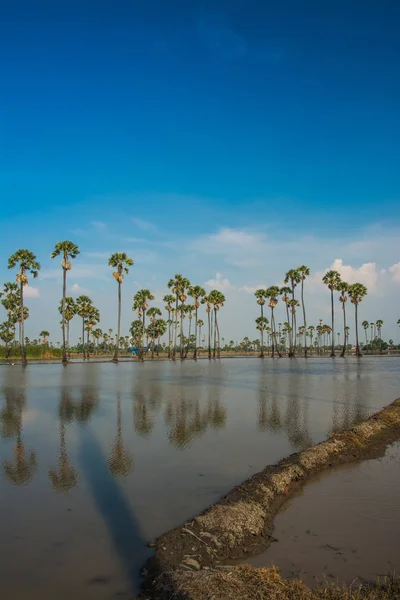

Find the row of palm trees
[[2, 245, 227, 364], [255, 267, 368, 357]]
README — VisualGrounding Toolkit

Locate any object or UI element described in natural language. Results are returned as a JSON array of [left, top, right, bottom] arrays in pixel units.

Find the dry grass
[[152, 565, 400, 600]]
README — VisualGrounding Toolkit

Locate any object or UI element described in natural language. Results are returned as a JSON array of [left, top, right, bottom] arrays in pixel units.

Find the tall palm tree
[[208, 290, 226, 358], [163, 294, 175, 358], [108, 253, 134, 362], [58, 296, 76, 351], [280, 286, 292, 355], [188, 285, 206, 360], [287, 299, 300, 354], [266, 286, 281, 358], [322, 270, 342, 357], [362, 320, 369, 346], [133, 289, 154, 360], [8, 249, 40, 365], [51, 241, 80, 363], [254, 289, 267, 357], [75, 295, 93, 359], [167, 275, 190, 360], [183, 304, 195, 358], [201, 294, 212, 360], [284, 269, 301, 355], [348, 283, 368, 357], [297, 266, 310, 357], [338, 281, 349, 357]]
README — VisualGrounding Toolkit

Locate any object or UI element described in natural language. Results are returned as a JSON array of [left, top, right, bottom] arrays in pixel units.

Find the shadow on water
[[78, 425, 149, 596]]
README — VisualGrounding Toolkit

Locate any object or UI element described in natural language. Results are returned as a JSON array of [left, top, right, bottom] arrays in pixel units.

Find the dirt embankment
[[141, 398, 400, 599]]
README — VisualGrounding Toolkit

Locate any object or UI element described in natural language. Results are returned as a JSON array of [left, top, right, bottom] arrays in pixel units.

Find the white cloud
[[389, 262, 400, 283], [132, 217, 158, 232], [205, 272, 234, 292], [24, 285, 40, 298], [314, 259, 386, 294]]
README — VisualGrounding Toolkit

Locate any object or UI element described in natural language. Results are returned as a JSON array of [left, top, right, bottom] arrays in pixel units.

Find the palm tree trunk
[[20, 279, 26, 365], [215, 310, 221, 358], [194, 305, 198, 359], [67, 321, 70, 357], [330, 289, 335, 357], [62, 265, 67, 363], [198, 325, 202, 355], [207, 311, 211, 360], [271, 308, 282, 358], [173, 300, 178, 360], [301, 280, 307, 357], [167, 316, 171, 359], [82, 318, 86, 359], [186, 318, 192, 359], [180, 306, 184, 359], [86, 329, 90, 359], [340, 304, 347, 357], [213, 310, 217, 359], [141, 310, 146, 361], [286, 304, 293, 357], [260, 304, 264, 358], [355, 304, 362, 357], [113, 282, 121, 362]]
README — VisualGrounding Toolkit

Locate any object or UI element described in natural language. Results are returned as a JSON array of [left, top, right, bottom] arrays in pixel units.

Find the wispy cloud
[[24, 285, 40, 298], [131, 217, 158, 232], [91, 221, 106, 229]]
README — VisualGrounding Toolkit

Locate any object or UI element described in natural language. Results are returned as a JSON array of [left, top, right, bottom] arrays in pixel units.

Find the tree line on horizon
[[0, 243, 399, 363]]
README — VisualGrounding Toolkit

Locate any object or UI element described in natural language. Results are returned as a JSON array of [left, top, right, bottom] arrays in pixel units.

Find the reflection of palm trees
[[1, 368, 37, 486], [108, 395, 133, 477], [3, 433, 37, 485], [133, 400, 154, 436], [48, 385, 77, 493], [49, 420, 77, 492]]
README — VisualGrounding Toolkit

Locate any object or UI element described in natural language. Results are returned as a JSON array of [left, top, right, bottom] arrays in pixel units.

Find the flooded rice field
[[0, 357, 399, 599], [246, 441, 400, 586]]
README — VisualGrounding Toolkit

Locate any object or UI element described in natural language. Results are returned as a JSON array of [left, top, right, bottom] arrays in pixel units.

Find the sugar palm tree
[[256, 316, 269, 355], [201, 295, 213, 360], [85, 306, 100, 358], [266, 286, 281, 358], [208, 290, 226, 358], [376, 319, 383, 340], [254, 288, 267, 357], [58, 296, 76, 351], [108, 252, 134, 362], [287, 299, 300, 354], [197, 319, 204, 354], [163, 294, 175, 358], [284, 269, 301, 354], [51, 241, 80, 363], [297, 266, 310, 357], [362, 320, 369, 346], [188, 285, 206, 359], [40, 330, 50, 345], [147, 307, 162, 357], [280, 287, 292, 355], [167, 275, 190, 359], [348, 283, 368, 357], [183, 304, 195, 358], [75, 295, 93, 359], [133, 289, 154, 359], [322, 270, 342, 357], [337, 281, 349, 357], [8, 250, 40, 365]]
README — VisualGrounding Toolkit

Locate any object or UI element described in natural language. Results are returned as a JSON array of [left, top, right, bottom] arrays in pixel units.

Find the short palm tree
[[322, 270, 342, 357], [75, 295, 93, 359], [297, 266, 310, 357], [338, 281, 349, 357], [188, 285, 206, 359], [376, 319, 383, 340], [362, 320, 369, 346], [197, 319, 204, 354], [280, 287, 292, 355], [147, 307, 162, 357], [58, 296, 76, 351], [51, 241, 80, 363], [40, 330, 50, 345], [256, 316, 269, 355], [85, 306, 100, 358], [8, 250, 40, 365], [108, 253, 134, 362], [133, 289, 154, 359], [266, 286, 281, 358], [201, 295, 213, 360], [284, 269, 301, 355], [348, 283, 368, 357]]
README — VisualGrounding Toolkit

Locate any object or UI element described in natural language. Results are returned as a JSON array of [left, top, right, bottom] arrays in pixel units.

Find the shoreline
[[142, 397, 400, 598]]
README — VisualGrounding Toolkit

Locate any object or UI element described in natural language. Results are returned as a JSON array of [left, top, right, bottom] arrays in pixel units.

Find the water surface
[[0, 357, 399, 599]]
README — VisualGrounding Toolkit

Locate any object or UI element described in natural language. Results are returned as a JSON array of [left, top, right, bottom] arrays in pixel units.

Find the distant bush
[[0, 345, 63, 359]]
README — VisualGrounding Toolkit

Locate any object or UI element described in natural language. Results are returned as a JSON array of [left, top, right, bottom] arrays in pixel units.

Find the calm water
[[0, 357, 399, 600]]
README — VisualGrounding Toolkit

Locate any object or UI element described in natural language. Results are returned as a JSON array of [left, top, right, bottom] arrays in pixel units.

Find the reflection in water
[[1, 368, 37, 486], [48, 367, 77, 492], [108, 393, 134, 477], [330, 360, 369, 435]]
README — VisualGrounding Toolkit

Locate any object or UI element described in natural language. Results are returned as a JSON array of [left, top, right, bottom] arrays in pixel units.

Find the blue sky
[[1, 0, 399, 341]]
